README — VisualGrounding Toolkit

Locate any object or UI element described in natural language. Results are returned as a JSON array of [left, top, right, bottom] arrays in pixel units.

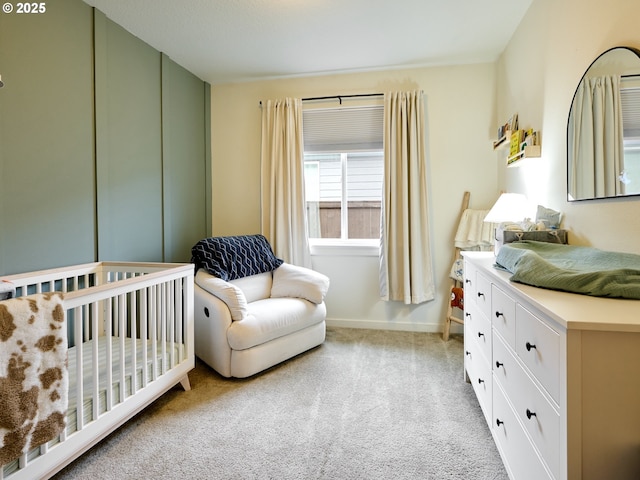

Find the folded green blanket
[[495, 241, 640, 299]]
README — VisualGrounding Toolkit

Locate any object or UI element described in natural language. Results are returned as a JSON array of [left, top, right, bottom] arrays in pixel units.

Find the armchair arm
[[271, 263, 330, 304], [195, 270, 248, 321]]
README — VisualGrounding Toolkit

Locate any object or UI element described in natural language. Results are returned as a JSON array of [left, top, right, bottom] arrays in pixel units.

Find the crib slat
[[118, 293, 126, 403], [91, 301, 100, 421], [141, 287, 148, 387], [131, 288, 138, 394], [177, 278, 184, 362], [151, 285, 158, 380], [161, 282, 167, 375], [105, 298, 113, 412], [79, 276, 90, 342], [74, 306, 84, 432], [169, 281, 175, 368]]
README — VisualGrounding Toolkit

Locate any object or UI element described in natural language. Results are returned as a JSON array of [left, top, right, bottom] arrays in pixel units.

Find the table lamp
[[484, 193, 535, 255]]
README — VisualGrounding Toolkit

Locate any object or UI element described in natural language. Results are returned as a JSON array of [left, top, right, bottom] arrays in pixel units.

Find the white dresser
[[462, 252, 640, 480]]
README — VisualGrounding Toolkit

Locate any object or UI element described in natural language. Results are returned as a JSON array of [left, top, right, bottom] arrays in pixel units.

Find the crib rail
[[1, 262, 194, 480], [6, 261, 191, 295]]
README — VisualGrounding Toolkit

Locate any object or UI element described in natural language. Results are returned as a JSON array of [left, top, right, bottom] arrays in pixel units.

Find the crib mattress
[[3, 336, 184, 476]]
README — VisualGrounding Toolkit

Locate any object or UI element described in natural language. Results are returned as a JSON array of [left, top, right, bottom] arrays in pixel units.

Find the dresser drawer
[[493, 331, 520, 399], [516, 304, 561, 402], [493, 334, 560, 478], [463, 341, 475, 384], [463, 259, 477, 302], [467, 338, 492, 426], [464, 305, 476, 380], [492, 284, 516, 348], [493, 381, 553, 480], [467, 300, 492, 364], [475, 270, 492, 320]]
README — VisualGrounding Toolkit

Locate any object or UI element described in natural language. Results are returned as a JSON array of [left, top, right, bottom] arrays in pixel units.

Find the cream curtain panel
[[569, 75, 624, 198], [260, 98, 312, 268], [379, 91, 435, 305]]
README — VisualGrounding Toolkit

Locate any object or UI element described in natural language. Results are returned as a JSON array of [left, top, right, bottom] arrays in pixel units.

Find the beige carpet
[[53, 327, 508, 479]]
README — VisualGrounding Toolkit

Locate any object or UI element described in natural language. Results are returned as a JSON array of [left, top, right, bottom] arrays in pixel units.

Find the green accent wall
[[161, 54, 209, 262], [94, 10, 164, 262], [0, 0, 95, 274], [0, 1, 210, 275]]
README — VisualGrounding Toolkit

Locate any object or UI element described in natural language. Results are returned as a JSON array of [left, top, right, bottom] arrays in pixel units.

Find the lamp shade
[[484, 193, 535, 223]]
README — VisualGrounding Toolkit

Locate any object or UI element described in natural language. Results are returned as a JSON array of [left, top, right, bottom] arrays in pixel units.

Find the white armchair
[[191, 235, 329, 378]]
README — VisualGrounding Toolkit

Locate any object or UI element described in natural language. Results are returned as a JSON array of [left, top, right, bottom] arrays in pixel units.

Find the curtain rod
[[259, 93, 383, 107], [302, 93, 383, 104]]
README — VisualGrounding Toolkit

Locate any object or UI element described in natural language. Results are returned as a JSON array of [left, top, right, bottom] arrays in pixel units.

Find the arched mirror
[[567, 46, 640, 201]]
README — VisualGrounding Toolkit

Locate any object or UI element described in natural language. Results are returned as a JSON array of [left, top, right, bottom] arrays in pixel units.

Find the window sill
[[310, 239, 379, 257]]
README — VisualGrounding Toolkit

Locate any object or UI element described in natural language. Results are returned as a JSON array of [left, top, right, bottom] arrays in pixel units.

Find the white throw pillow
[[271, 263, 330, 304], [195, 270, 248, 321], [230, 272, 272, 303]]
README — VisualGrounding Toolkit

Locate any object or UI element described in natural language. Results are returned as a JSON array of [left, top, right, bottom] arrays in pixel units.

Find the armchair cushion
[[271, 263, 330, 304], [191, 234, 283, 281], [195, 270, 248, 321], [227, 297, 326, 350]]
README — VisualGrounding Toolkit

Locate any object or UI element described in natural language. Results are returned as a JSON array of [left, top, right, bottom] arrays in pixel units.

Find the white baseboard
[[326, 317, 447, 333]]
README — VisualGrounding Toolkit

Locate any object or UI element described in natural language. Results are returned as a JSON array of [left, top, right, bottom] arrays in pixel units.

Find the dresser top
[[463, 251, 640, 333]]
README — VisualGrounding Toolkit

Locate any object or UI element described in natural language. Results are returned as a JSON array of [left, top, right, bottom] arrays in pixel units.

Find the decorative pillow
[[449, 258, 464, 282], [271, 262, 330, 304], [191, 234, 283, 281], [230, 272, 272, 303], [195, 270, 248, 321]]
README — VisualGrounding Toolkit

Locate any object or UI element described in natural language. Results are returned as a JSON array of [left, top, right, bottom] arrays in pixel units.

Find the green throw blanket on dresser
[[495, 241, 640, 299]]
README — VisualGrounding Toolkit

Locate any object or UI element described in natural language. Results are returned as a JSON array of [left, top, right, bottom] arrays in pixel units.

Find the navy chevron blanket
[[191, 235, 283, 281]]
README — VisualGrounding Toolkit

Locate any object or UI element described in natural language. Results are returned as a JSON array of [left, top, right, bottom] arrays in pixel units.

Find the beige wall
[[211, 64, 497, 332], [210, 0, 640, 332], [497, 0, 640, 254]]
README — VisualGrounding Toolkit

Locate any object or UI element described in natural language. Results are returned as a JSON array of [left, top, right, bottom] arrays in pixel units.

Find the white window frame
[[303, 104, 383, 254], [306, 151, 382, 255]]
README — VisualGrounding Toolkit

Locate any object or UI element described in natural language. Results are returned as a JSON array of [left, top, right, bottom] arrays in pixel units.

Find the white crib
[[0, 262, 194, 480]]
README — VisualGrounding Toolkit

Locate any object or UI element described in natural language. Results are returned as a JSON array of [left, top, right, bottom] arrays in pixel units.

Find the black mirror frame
[[567, 46, 640, 202]]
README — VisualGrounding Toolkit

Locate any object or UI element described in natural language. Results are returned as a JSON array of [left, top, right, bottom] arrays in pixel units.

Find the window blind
[[621, 86, 640, 137], [302, 105, 384, 152]]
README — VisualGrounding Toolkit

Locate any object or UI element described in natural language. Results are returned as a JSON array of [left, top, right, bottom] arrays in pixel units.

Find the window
[[621, 83, 640, 193], [304, 151, 383, 239], [302, 105, 384, 241]]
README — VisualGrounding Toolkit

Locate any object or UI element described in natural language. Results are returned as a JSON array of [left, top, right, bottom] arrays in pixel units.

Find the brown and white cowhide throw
[[0, 292, 67, 465]]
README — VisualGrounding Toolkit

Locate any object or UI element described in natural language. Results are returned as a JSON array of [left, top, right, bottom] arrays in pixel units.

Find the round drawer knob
[[526, 409, 537, 420], [526, 341, 537, 351], [465, 350, 471, 357], [495, 311, 504, 318], [496, 419, 504, 427], [478, 378, 485, 384], [477, 332, 485, 338], [477, 292, 485, 298], [495, 361, 504, 369]]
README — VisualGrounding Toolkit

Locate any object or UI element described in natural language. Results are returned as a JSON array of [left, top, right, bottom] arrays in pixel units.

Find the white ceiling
[[82, 0, 533, 85]]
